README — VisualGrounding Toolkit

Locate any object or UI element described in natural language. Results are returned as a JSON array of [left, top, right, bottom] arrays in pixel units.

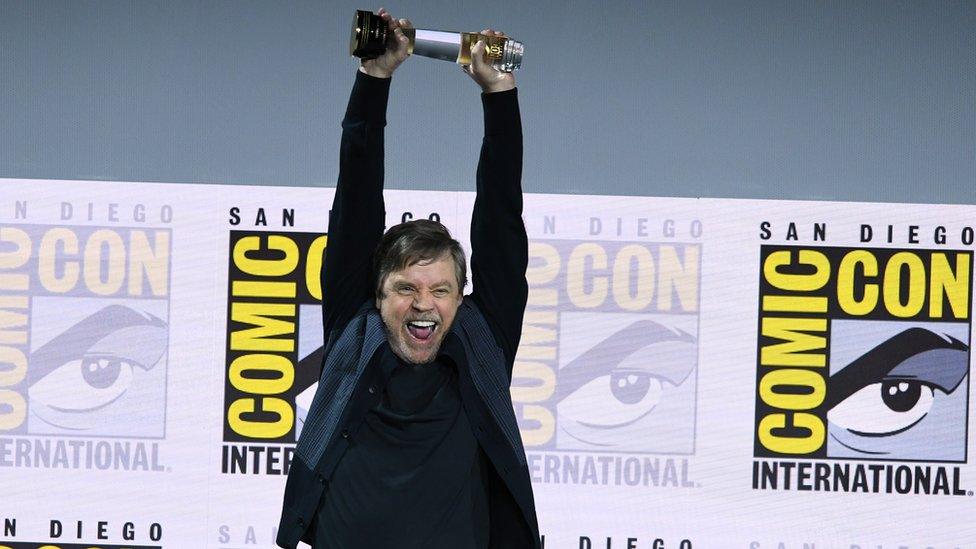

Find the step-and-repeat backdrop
[[0, 179, 974, 548]]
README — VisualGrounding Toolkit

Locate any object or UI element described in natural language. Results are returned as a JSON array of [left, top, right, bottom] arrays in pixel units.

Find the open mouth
[[406, 320, 438, 342]]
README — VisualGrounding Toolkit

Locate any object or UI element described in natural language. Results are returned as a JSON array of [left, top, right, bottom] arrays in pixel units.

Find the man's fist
[[359, 8, 411, 79], [461, 29, 516, 93]]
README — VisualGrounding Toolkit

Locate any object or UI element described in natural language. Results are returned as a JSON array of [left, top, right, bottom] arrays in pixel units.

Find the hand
[[359, 8, 411, 79], [461, 29, 516, 93]]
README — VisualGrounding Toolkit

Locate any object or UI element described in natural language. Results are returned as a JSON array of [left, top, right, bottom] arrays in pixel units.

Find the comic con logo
[[222, 231, 326, 475], [0, 225, 171, 467], [514, 238, 701, 487], [753, 245, 971, 495]]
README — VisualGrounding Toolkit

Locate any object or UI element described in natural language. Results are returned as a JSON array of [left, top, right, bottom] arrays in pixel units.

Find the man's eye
[[397, 287, 413, 295], [433, 289, 449, 297]]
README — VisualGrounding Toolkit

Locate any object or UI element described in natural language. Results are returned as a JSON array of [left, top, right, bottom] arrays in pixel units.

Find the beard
[[381, 314, 451, 365]]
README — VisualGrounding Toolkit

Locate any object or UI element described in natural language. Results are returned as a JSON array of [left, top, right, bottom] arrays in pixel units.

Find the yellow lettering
[[229, 354, 294, 395], [612, 245, 654, 311], [128, 230, 170, 296], [0, 296, 28, 347], [306, 235, 327, 300], [526, 243, 559, 307], [0, 389, 26, 430], [837, 250, 879, 316], [38, 228, 79, 293], [230, 303, 296, 352], [233, 235, 299, 277], [567, 243, 607, 308], [232, 280, 297, 298], [763, 250, 829, 291], [760, 317, 827, 367], [518, 404, 555, 446], [762, 295, 828, 313], [0, 346, 27, 386], [228, 398, 293, 439], [759, 368, 825, 410], [0, 228, 31, 269], [83, 230, 126, 295], [883, 252, 925, 318], [929, 252, 970, 320], [658, 245, 699, 312], [758, 413, 824, 454], [511, 361, 556, 403]]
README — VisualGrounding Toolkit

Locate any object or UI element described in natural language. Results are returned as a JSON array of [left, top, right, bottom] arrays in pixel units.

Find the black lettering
[[229, 207, 241, 225], [786, 222, 798, 240], [248, 445, 266, 474], [860, 224, 872, 242], [813, 222, 826, 241], [797, 462, 812, 491], [760, 221, 771, 240]]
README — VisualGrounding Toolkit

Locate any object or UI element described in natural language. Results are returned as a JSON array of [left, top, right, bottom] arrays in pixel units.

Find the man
[[276, 8, 540, 549]]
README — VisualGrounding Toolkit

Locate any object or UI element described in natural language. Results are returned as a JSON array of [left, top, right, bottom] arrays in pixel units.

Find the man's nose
[[412, 291, 434, 311]]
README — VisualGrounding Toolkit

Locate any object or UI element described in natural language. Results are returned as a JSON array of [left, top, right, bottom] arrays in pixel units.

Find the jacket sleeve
[[468, 88, 527, 375], [321, 71, 391, 350]]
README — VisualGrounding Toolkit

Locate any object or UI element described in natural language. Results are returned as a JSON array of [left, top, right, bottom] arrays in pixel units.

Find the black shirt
[[314, 344, 489, 549]]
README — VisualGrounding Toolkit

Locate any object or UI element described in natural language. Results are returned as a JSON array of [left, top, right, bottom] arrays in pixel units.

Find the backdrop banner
[[0, 179, 973, 548]]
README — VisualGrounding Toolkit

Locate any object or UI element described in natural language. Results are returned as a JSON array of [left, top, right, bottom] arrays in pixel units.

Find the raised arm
[[464, 31, 528, 372], [321, 9, 410, 341]]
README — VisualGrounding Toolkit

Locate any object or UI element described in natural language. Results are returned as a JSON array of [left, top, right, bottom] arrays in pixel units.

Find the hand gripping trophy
[[350, 9, 524, 72]]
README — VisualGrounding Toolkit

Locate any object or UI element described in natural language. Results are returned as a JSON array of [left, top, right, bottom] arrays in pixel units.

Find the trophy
[[350, 10, 523, 72]]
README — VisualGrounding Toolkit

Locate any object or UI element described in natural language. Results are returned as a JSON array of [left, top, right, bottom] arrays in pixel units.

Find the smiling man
[[372, 220, 467, 365], [276, 8, 540, 549]]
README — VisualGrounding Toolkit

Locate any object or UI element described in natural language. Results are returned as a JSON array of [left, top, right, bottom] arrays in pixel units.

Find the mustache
[[405, 315, 440, 323]]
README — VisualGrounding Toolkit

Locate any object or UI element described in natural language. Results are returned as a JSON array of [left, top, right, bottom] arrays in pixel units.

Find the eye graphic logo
[[754, 245, 971, 463], [28, 302, 169, 438], [826, 323, 969, 461], [556, 317, 697, 453], [0, 224, 171, 439], [515, 239, 701, 455]]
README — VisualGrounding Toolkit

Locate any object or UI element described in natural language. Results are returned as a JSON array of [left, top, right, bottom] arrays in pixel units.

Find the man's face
[[376, 255, 462, 364]]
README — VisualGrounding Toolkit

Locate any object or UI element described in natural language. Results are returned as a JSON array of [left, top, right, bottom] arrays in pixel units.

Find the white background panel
[[0, 179, 973, 548]]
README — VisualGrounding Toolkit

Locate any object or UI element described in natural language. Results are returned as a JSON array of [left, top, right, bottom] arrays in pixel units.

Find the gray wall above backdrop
[[1, 0, 974, 204]]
